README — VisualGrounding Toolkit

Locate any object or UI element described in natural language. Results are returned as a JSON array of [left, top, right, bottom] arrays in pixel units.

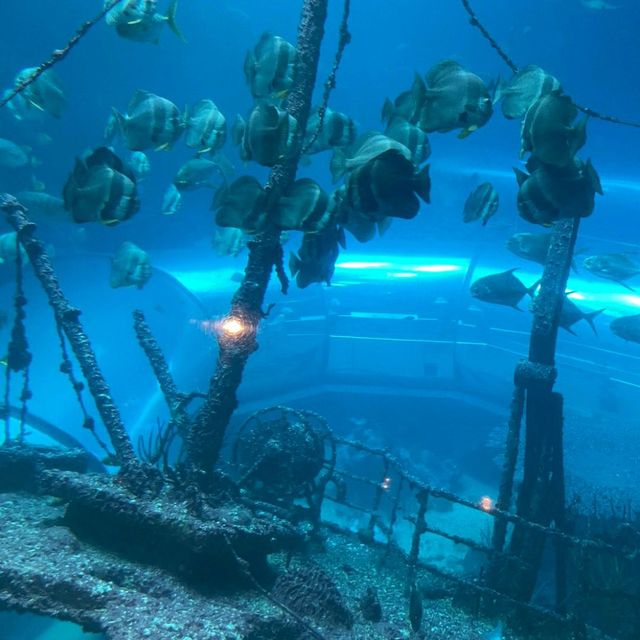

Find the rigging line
[[0, 0, 124, 111], [301, 0, 352, 155], [460, 0, 640, 130]]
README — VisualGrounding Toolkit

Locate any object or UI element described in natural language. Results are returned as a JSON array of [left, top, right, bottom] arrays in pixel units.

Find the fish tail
[[166, 0, 187, 42], [110, 107, 126, 139], [329, 148, 347, 183], [527, 279, 542, 297], [289, 252, 301, 276], [232, 115, 246, 147], [414, 163, 431, 204], [585, 308, 605, 335]]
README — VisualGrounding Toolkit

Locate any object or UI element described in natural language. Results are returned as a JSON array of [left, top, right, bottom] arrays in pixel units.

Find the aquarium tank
[[0, 1, 638, 639]]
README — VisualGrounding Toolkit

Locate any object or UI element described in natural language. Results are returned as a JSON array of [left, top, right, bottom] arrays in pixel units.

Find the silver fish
[[0, 232, 27, 264], [105, 0, 185, 44], [213, 226, 245, 257], [110, 241, 152, 289], [12, 67, 66, 119], [63, 147, 139, 225], [290, 225, 346, 288], [16, 191, 68, 223], [129, 151, 151, 181], [244, 32, 297, 100], [186, 99, 227, 154], [583, 253, 640, 291], [233, 103, 297, 167], [497, 65, 561, 120], [419, 60, 493, 137], [470, 268, 538, 310], [303, 106, 357, 155], [515, 157, 602, 226], [610, 314, 640, 343], [384, 117, 431, 165], [212, 176, 267, 233], [161, 183, 182, 215], [520, 91, 587, 167], [0, 138, 30, 168], [342, 149, 431, 221], [112, 90, 185, 151], [463, 182, 499, 225], [173, 157, 223, 191], [272, 178, 331, 232], [330, 131, 413, 183]]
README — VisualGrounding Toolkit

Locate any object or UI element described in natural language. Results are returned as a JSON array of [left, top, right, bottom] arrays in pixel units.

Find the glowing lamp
[[479, 495, 494, 512], [220, 316, 246, 338]]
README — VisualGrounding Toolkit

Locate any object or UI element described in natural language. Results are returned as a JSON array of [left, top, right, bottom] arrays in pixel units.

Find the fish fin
[[619, 281, 636, 292], [381, 98, 394, 124], [198, 146, 212, 155], [338, 226, 347, 249], [210, 152, 235, 182], [377, 218, 392, 237], [274, 89, 290, 99], [211, 182, 229, 211], [585, 308, 605, 336], [127, 18, 144, 25], [232, 115, 246, 147], [426, 60, 462, 86], [289, 252, 301, 276], [572, 115, 589, 154], [513, 167, 528, 187], [458, 124, 478, 139], [413, 163, 431, 204], [329, 148, 348, 183], [27, 99, 45, 112], [585, 158, 603, 195], [155, 142, 171, 151], [562, 325, 578, 336], [511, 304, 524, 312], [166, 0, 187, 42]]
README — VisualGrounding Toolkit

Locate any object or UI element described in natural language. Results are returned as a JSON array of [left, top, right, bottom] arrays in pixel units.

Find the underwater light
[[479, 496, 494, 512], [387, 271, 417, 279], [412, 264, 462, 273], [218, 315, 248, 339], [335, 261, 391, 269]]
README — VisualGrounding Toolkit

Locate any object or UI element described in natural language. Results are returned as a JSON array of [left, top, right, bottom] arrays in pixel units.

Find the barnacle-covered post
[[490, 217, 578, 605], [0, 194, 155, 493], [186, 0, 330, 477]]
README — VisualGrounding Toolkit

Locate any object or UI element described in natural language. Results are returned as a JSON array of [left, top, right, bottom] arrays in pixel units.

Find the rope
[[55, 322, 113, 459], [460, 0, 640, 129], [3, 233, 33, 444], [0, 0, 124, 111], [300, 0, 352, 155]]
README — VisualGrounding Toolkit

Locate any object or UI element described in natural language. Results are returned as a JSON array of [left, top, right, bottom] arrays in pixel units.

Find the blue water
[[0, 1, 639, 638]]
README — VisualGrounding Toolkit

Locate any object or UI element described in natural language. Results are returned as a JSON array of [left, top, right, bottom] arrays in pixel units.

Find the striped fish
[[272, 178, 332, 232], [63, 147, 139, 225], [244, 32, 297, 100], [186, 99, 227, 154], [212, 176, 267, 233], [112, 90, 185, 151]]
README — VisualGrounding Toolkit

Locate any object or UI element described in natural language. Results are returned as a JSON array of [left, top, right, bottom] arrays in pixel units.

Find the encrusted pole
[[1, 194, 155, 493], [490, 217, 578, 604], [186, 0, 330, 477]]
